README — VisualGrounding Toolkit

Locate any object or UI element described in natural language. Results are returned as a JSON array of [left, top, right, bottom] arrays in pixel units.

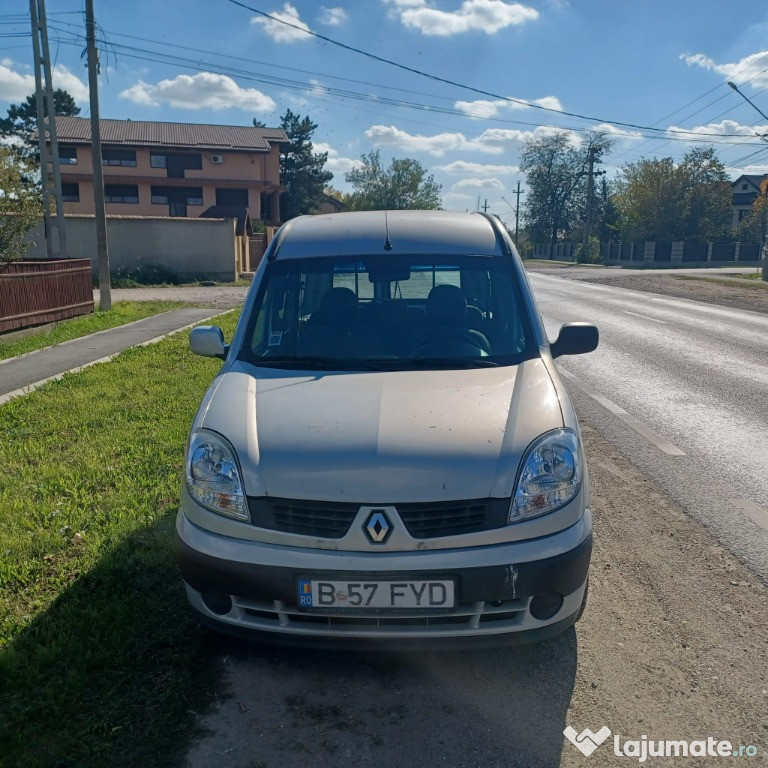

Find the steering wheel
[[411, 331, 491, 358]]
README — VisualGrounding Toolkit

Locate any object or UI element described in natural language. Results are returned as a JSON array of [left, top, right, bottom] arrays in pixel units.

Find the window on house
[[151, 186, 203, 215], [216, 188, 249, 206], [58, 146, 77, 164], [150, 153, 167, 168], [742, 183, 749, 190], [102, 148, 137, 167], [166, 153, 203, 178], [105, 184, 139, 203], [739, 209, 750, 221], [61, 182, 80, 202]]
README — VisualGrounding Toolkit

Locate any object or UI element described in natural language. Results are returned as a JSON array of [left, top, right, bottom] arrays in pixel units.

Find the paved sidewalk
[[0, 307, 228, 405]]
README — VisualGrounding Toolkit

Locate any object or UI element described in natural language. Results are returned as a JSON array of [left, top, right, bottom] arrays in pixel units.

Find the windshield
[[240, 254, 536, 370]]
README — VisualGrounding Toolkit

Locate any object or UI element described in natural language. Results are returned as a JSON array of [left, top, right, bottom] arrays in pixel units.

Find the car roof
[[270, 210, 508, 260]]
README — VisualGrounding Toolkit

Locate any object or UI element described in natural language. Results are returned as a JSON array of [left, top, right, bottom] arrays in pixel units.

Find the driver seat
[[407, 284, 491, 355]]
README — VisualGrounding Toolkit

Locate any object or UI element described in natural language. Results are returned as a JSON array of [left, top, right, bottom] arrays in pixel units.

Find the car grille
[[231, 595, 530, 637], [248, 498, 359, 538], [247, 497, 508, 539], [397, 499, 498, 538]]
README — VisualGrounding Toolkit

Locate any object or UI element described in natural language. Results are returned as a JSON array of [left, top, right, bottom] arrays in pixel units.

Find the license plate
[[297, 579, 455, 611]]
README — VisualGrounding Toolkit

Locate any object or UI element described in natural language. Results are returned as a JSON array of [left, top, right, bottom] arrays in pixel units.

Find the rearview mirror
[[550, 322, 599, 359], [190, 326, 228, 359]]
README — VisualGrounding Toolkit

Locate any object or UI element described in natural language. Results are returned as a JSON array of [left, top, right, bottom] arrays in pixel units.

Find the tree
[[266, 109, 333, 221], [612, 157, 686, 242], [0, 89, 80, 165], [520, 131, 586, 244], [0, 146, 42, 262], [679, 147, 731, 241], [344, 150, 442, 210], [612, 147, 731, 242]]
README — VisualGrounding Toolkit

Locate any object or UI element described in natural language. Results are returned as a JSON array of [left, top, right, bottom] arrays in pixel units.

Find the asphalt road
[[529, 271, 768, 581]]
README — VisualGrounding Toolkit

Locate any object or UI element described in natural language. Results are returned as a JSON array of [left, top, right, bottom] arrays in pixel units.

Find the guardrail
[[0, 258, 94, 333]]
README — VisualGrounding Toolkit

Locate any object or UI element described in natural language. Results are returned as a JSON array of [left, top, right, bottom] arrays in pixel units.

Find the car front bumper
[[176, 508, 592, 647]]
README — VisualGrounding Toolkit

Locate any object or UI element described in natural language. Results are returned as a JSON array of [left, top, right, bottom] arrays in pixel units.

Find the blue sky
[[2, 0, 768, 219]]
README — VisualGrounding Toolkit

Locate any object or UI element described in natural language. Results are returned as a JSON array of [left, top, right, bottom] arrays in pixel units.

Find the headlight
[[185, 430, 248, 521], [510, 428, 582, 523]]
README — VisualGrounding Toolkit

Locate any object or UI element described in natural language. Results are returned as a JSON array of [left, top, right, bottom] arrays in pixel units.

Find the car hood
[[194, 358, 564, 503]]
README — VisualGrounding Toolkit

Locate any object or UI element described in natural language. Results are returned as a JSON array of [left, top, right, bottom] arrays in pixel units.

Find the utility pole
[[481, 198, 489, 213], [29, 0, 67, 259], [513, 181, 524, 242], [85, 0, 111, 309], [582, 144, 605, 254], [502, 182, 525, 244]]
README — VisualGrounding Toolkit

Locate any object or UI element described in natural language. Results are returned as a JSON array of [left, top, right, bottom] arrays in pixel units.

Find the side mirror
[[190, 326, 228, 359], [550, 322, 599, 359]]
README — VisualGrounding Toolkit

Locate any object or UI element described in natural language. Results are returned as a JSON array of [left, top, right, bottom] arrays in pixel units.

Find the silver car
[[177, 210, 598, 646]]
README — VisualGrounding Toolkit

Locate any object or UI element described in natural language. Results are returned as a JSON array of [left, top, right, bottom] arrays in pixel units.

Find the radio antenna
[[378, 165, 393, 251]]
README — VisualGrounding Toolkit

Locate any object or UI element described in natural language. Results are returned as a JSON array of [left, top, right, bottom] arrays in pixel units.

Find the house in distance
[[52, 116, 287, 226]]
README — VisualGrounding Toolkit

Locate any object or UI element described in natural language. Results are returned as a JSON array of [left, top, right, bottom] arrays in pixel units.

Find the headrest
[[427, 284, 467, 326], [319, 287, 358, 324]]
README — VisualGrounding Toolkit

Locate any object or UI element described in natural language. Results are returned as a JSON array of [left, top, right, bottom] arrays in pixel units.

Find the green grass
[[0, 301, 189, 361], [0, 311, 240, 768]]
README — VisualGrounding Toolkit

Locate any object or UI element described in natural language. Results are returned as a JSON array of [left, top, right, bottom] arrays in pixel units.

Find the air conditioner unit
[[211, 154, 224, 164]]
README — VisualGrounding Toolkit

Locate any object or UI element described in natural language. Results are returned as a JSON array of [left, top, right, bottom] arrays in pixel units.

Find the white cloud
[[478, 124, 581, 147], [666, 119, 767, 140], [386, 0, 539, 37], [0, 61, 88, 103], [681, 50, 768, 89], [727, 163, 768, 176], [119, 72, 275, 112], [365, 124, 504, 155], [455, 95, 563, 118], [451, 177, 505, 190], [319, 6, 348, 25], [589, 122, 643, 140], [314, 141, 362, 175], [251, 3, 313, 42], [435, 160, 519, 174]]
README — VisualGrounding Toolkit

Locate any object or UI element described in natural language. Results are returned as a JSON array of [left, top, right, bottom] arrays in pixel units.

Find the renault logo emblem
[[365, 510, 392, 544]]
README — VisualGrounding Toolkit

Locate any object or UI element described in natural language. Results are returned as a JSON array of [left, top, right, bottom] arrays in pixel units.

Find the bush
[[576, 236, 602, 264], [103, 263, 183, 287]]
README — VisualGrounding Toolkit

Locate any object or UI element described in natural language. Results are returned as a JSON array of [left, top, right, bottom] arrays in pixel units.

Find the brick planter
[[0, 259, 94, 333]]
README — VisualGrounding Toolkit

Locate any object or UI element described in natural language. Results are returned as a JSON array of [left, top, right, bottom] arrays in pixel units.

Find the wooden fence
[[0, 259, 94, 333]]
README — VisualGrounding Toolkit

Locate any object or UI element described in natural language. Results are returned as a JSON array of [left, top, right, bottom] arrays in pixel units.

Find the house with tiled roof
[[731, 173, 768, 229], [50, 116, 287, 225]]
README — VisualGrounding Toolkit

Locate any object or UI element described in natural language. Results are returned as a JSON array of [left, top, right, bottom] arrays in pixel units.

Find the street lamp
[[727, 81, 768, 125], [727, 81, 768, 280]]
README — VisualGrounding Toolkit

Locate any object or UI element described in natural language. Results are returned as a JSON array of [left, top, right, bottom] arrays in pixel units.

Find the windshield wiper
[[250, 356, 378, 370], [405, 357, 499, 369]]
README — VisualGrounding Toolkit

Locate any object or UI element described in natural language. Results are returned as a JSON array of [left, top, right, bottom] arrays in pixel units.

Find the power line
[[223, 0, 768, 141]]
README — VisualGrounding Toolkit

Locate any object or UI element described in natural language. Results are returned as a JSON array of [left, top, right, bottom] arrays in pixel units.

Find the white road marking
[[558, 367, 686, 456], [622, 310, 669, 325], [0, 310, 232, 407], [729, 499, 768, 532]]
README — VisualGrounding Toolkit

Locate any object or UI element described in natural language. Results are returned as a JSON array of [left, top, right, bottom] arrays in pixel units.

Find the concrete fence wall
[[532, 241, 764, 267], [24, 215, 242, 282]]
